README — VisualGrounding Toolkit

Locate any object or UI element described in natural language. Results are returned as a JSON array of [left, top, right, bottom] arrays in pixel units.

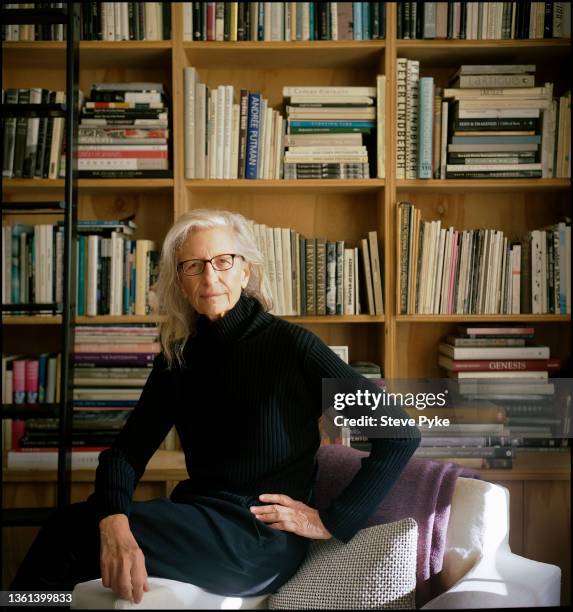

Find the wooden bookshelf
[[2, 2, 571, 600]]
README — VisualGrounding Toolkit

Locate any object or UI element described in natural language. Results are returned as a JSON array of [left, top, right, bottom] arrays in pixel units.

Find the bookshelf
[[2, 2, 571, 600]]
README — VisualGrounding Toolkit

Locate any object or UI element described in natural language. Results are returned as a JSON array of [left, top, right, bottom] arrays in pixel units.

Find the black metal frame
[[1, 3, 80, 527]]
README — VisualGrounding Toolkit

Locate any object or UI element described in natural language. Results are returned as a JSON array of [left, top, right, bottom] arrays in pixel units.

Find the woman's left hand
[[250, 493, 332, 540]]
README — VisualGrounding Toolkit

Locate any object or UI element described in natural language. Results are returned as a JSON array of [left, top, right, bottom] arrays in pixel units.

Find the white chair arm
[[421, 549, 561, 609]]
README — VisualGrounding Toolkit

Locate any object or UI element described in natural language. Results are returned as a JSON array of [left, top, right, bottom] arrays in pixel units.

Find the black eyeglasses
[[177, 254, 244, 277]]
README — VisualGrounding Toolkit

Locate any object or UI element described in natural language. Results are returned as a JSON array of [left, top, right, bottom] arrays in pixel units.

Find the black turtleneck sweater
[[91, 293, 420, 544]]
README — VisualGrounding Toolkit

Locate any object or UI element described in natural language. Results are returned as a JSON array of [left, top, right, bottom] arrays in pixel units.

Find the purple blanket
[[313, 444, 480, 608]]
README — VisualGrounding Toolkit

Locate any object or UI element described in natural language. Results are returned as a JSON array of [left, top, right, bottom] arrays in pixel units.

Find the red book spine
[[76, 150, 167, 158], [459, 326, 534, 336], [447, 358, 561, 371], [207, 2, 215, 40], [74, 342, 160, 353], [25, 359, 39, 404], [13, 360, 26, 404], [11, 420, 26, 450]]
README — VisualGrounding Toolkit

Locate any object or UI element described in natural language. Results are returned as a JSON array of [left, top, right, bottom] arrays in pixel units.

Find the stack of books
[[248, 219, 384, 316], [74, 219, 158, 316], [184, 68, 284, 179], [397, 202, 571, 315], [183, 2, 386, 41], [443, 65, 552, 179], [78, 82, 170, 178], [283, 85, 377, 179], [439, 324, 560, 388], [397, 2, 571, 40], [438, 324, 570, 457]]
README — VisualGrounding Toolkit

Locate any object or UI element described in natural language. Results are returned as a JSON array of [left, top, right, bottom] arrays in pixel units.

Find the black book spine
[[138, 0, 145, 40], [163, 2, 171, 40], [42, 91, 57, 179], [133, 2, 141, 40], [416, 0, 424, 38], [318, 2, 328, 39], [237, 1, 245, 40], [193, 2, 201, 40], [128, 2, 135, 40], [459, 0, 467, 39], [28, 232, 34, 304], [403, 1, 411, 39], [244, 1, 251, 40], [397, 1, 403, 38], [224, 1, 230, 40], [380, 2, 386, 39], [544, 1, 553, 37], [34, 89, 51, 178], [522, 0, 531, 38], [13, 89, 30, 179], [371, 2, 380, 39], [447, 0, 454, 38], [93, 1, 102, 40]]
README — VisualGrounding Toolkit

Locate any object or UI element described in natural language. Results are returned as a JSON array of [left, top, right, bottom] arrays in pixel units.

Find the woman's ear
[[241, 262, 251, 289]]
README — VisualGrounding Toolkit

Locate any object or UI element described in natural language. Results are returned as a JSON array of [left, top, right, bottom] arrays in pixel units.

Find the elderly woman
[[11, 209, 420, 604]]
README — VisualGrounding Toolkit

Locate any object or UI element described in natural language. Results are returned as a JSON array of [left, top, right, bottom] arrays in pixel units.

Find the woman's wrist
[[99, 513, 129, 532]]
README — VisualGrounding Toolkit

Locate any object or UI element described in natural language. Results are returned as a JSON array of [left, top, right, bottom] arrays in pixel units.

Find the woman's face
[[177, 227, 251, 321]]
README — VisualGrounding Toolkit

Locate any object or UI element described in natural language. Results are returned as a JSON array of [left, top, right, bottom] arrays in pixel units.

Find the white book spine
[[183, 2, 193, 40], [184, 67, 196, 179], [396, 59, 408, 179], [224, 85, 234, 179], [273, 227, 285, 315], [406, 59, 420, 179], [265, 227, 278, 314], [231, 103, 240, 179], [376, 75, 386, 179], [344, 248, 354, 315], [281, 228, 293, 314]]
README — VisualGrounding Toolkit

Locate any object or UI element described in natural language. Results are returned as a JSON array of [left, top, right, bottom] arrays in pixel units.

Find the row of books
[[2, 88, 83, 180], [395, 61, 571, 179], [2, 2, 170, 41], [2, 353, 62, 406], [397, 202, 572, 315], [183, 2, 387, 41], [397, 1, 571, 40], [77, 82, 170, 177], [247, 220, 384, 316], [1, 220, 159, 316], [185, 69, 284, 179], [184, 74, 384, 180]]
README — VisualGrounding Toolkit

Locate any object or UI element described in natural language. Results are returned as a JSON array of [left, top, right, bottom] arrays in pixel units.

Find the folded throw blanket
[[313, 444, 480, 607]]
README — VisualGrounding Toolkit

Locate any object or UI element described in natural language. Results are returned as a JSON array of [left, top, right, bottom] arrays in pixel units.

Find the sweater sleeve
[[303, 335, 421, 543], [87, 354, 176, 524]]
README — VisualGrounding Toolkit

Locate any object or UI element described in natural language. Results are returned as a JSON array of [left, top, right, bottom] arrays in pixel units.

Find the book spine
[[418, 77, 434, 178]]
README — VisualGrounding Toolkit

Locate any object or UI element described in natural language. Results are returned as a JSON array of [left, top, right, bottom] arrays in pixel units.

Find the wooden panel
[[524, 481, 571, 605]]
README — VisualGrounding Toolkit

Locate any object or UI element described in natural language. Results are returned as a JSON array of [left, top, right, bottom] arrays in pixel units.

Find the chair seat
[[71, 577, 269, 610]]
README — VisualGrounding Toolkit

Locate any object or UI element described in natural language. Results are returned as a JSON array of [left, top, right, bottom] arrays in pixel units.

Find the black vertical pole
[[57, 2, 80, 510]]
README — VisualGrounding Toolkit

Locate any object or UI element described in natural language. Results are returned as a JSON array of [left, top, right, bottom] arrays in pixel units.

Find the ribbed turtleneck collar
[[194, 292, 263, 344]]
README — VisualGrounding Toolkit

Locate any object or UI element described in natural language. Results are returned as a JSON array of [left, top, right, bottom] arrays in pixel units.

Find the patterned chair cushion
[[268, 518, 418, 610]]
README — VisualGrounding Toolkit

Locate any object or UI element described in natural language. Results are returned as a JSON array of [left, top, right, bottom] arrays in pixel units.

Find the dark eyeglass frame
[[177, 253, 244, 277]]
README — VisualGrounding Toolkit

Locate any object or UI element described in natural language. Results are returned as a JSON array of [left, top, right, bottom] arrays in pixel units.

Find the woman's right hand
[[99, 514, 149, 604]]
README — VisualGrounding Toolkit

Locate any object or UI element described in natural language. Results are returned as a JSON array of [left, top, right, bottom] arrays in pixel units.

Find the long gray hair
[[152, 209, 273, 369]]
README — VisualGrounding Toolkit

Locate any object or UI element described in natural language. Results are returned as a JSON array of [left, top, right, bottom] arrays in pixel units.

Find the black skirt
[[11, 491, 311, 598]]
